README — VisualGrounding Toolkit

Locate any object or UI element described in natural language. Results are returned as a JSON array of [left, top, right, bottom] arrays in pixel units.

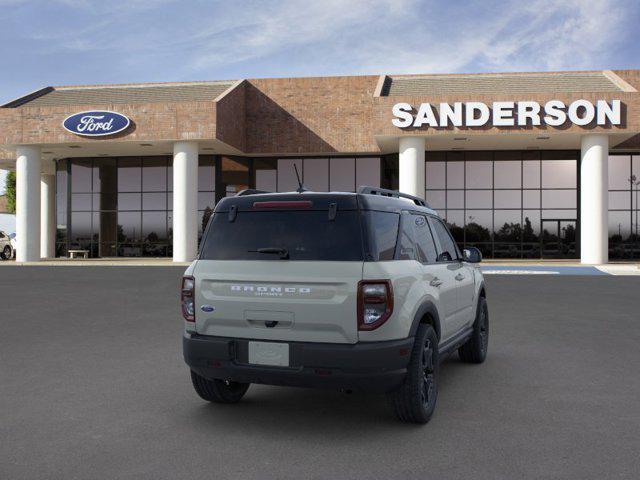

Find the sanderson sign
[[63, 110, 131, 137], [391, 99, 622, 128]]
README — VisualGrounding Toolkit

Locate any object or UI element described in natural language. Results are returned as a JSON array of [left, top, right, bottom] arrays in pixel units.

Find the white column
[[16, 146, 41, 262], [173, 141, 198, 262], [580, 134, 609, 264], [40, 162, 56, 259], [399, 137, 426, 198]]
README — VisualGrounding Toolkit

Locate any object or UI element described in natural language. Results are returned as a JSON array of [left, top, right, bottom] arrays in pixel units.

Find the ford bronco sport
[[182, 187, 488, 423]]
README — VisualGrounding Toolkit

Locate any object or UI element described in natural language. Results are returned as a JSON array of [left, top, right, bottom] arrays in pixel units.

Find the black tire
[[1, 245, 11, 260], [190, 370, 250, 404], [458, 296, 489, 364], [387, 324, 438, 424]]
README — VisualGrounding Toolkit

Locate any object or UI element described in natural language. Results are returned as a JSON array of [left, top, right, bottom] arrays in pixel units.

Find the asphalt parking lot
[[1, 267, 640, 480]]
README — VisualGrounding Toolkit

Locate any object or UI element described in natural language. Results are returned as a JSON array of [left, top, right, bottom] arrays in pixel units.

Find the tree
[[5, 171, 16, 214], [202, 206, 213, 233]]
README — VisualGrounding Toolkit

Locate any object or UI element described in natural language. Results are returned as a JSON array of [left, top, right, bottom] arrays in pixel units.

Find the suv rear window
[[200, 210, 364, 261]]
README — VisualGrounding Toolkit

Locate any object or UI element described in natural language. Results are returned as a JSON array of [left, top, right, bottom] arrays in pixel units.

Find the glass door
[[541, 219, 578, 258]]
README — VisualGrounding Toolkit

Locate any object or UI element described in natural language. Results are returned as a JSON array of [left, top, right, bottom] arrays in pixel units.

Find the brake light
[[181, 276, 195, 322], [252, 201, 313, 209], [357, 280, 393, 330]]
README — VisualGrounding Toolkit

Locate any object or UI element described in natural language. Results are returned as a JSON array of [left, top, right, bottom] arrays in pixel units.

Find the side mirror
[[463, 247, 482, 263]]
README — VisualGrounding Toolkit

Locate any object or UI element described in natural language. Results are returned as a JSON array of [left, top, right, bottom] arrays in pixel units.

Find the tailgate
[[194, 260, 363, 344]]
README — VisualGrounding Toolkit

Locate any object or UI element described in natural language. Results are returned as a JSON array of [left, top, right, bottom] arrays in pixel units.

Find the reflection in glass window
[[541, 160, 576, 188], [446, 162, 464, 189], [117, 158, 142, 191], [466, 190, 492, 209], [71, 159, 92, 193], [356, 157, 381, 189], [494, 190, 521, 209], [426, 161, 445, 189], [277, 159, 302, 192], [330, 157, 355, 191], [523, 160, 540, 188], [542, 190, 576, 209], [304, 158, 329, 192], [494, 161, 521, 188], [465, 161, 492, 189]]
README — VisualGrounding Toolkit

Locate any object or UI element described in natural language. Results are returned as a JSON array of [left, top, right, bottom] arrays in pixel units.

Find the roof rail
[[357, 186, 430, 208], [235, 189, 270, 196]]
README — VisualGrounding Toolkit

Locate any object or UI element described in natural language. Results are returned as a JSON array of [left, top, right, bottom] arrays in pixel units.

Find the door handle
[[430, 278, 443, 287], [455, 273, 465, 281]]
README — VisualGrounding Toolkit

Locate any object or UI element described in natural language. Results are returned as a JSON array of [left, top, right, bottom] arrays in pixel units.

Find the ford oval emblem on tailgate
[[200, 305, 215, 312]]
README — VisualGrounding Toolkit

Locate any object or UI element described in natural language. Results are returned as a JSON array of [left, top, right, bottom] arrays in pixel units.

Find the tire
[[1, 245, 11, 260], [458, 296, 489, 364], [190, 370, 250, 404], [387, 324, 439, 424]]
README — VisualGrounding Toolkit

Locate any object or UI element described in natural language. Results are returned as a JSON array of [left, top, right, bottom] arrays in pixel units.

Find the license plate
[[248, 341, 289, 367]]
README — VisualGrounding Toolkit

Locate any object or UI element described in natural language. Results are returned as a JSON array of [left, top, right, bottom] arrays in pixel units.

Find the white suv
[[182, 187, 488, 423]]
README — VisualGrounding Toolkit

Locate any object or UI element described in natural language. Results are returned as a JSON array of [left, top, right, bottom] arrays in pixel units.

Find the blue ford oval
[[200, 305, 215, 313], [63, 110, 130, 137]]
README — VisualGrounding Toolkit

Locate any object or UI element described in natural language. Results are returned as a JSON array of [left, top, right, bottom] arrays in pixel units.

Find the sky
[[1, 0, 639, 193]]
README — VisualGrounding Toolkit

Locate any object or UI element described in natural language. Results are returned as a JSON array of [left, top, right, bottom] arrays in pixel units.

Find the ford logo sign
[[62, 110, 130, 137], [201, 305, 215, 313]]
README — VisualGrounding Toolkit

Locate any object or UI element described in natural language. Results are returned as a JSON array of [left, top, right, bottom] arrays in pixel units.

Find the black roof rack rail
[[235, 189, 270, 196], [357, 186, 430, 208]]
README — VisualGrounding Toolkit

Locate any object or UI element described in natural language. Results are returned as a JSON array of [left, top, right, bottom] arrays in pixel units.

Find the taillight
[[358, 280, 393, 330], [181, 276, 195, 322]]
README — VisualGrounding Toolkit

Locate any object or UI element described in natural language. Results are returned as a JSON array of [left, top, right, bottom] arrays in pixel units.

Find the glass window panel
[[444, 210, 464, 243], [277, 159, 303, 192], [255, 158, 277, 192], [541, 160, 576, 188], [198, 157, 215, 191], [71, 193, 92, 211], [494, 210, 522, 241], [118, 193, 141, 211], [523, 190, 540, 208], [329, 157, 355, 192], [634, 155, 640, 179], [71, 159, 92, 192], [609, 191, 631, 210], [465, 210, 492, 243], [446, 161, 464, 189], [523, 210, 541, 236], [143, 157, 167, 191], [118, 158, 142, 191], [465, 161, 492, 188], [142, 211, 167, 241], [303, 158, 329, 192], [356, 157, 381, 188], [542, 190, 576, 209], [94, 192, 117, 212], [70, 212, 92, 249], [167, 164, 173, 191], [542, 209, 576, 220], [494, 190, 521, 208], [56, 166, 67, 226], [198, 192, 215, 211], [447, 190, 464, 209], [609, 210, 631, 238], [523, 160, 540, 188], [118, 212, 142, 243], [143, 192, 167, 210], [608, 155, 631, 190], [425, 190, 446, 210], [494, 161, 521, 188], [465, 190, 492, 209], [426, 161, 445, 189]]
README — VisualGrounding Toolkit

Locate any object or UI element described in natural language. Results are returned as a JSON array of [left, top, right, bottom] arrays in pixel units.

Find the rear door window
[[200, 210, 364, 261], [412, 214, 438, 263]]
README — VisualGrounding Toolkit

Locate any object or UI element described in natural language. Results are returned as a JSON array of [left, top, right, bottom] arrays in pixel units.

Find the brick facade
[[1, 70, 639, 158]]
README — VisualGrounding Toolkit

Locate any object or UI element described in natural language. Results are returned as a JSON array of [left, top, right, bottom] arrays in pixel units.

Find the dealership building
[[1, 69, 639, 263]]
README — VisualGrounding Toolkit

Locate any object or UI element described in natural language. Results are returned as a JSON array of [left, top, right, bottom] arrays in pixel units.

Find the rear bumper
[[183, 333, 414, 393]]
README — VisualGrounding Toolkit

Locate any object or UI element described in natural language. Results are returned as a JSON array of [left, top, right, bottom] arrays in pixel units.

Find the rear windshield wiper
[[248, 247, 290, 259]]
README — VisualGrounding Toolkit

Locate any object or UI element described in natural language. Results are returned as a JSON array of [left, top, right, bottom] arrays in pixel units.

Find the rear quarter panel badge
[[201, 305, 215, 312]]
